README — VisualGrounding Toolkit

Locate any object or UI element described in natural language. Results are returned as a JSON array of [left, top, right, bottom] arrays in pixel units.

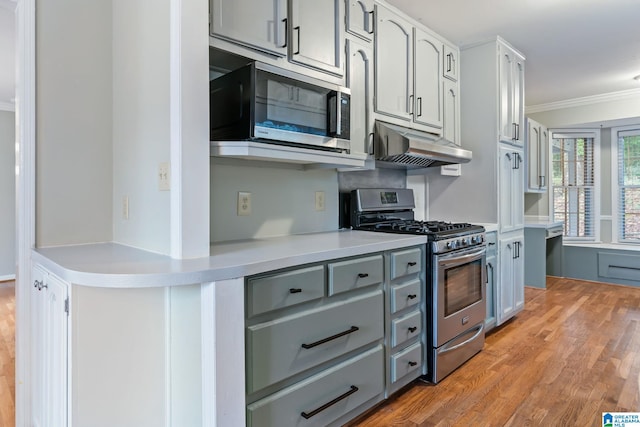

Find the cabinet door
[[485, 254, 497, 331], [513, 238, 525, 313], [346, 0, 375, 41], [31, 266, 68, 427], [290, 0, 343, 76], [511, 148, 524, 229], [498, 237, 515, 325], [499, 146, 515, 231], [347, 39, 374, 156], [374, 5, 412, 121], [498, 46, 515, 144], [413, 28, 442, 129], [539, 126, 548, 191], [443, 43, 458, 81], [210, 0, 287, 57], [512, 58, 525, 146], [526, 120, 541, 191], [442, 78, 459, 145]]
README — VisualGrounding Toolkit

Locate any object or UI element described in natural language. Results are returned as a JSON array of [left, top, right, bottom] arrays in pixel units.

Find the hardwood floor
[[0, 282, 14, 427], [348, 277, 640, 427]]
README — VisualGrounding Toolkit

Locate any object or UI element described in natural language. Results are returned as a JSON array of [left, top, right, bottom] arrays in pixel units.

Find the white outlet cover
[[237, 191, 251, 216], [159, 162, 170, 191]]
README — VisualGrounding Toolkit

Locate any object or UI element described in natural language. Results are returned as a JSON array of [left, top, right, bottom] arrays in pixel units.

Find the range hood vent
[[374, 121, 472, 169]]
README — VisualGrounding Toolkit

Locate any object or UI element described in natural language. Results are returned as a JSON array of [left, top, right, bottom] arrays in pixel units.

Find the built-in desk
[[524, 221, 564, 288]]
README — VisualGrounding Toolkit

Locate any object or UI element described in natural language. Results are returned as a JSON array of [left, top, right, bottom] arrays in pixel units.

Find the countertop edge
[[32, 231, 429, 288]]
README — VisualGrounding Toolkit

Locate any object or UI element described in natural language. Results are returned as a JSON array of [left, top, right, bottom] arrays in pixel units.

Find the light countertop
[[524, 219, 564, 230], [33, 230, 428, 288]]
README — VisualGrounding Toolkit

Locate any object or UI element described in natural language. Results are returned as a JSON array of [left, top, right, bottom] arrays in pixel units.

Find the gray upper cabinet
[[374, 4, 413, 122], [210, 0, 288, 57], [211, 0, 344, 77], [413, 28, 442, 130], [525, 117, 548, 193], [374, 4, 444, 133], [347, 38, 375, 156], [289, 0, 344, 76], [443, 43, 458, 81], [443, 78, 459, 145], [498, 42, 525, 147], [346, 0, 375, 42]]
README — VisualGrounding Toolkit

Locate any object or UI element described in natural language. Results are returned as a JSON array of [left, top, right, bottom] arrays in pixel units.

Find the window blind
[[617, 128, 640, 242], [551, 132, 596, 239]]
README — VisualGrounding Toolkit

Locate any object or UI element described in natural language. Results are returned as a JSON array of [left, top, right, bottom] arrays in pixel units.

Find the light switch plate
[[159, 162, 170, 191]]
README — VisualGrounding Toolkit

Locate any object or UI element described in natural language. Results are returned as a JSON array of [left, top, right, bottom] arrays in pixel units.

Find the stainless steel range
[[350, 188, 486, 383]]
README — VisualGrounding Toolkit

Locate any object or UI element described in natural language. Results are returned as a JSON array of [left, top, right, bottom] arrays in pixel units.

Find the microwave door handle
[[335, 93, 341, 136]]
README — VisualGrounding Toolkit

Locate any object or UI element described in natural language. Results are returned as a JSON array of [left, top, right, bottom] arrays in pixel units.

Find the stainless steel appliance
[[350, 188, 486, 383], [210, 61, 350, 152]]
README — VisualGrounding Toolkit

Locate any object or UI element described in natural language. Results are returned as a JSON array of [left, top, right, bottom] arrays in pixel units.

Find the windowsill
[[563, 241, 640, 252]]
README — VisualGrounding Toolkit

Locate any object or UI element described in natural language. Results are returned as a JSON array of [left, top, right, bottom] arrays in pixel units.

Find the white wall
[[36, 0, 113, 247], [0, 110, 15, 278], [111, 0, 171, 254], [210, 159, 339, 242]]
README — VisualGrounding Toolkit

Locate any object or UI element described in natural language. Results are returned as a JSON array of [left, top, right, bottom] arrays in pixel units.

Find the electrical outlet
[[159, 162, 170, 191], [122, 196, 129, 220], [315, 191, 326, 211], [237, 191, 252, 216]]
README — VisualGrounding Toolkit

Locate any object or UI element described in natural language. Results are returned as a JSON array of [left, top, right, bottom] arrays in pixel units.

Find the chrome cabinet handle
[[289, 288, 302, 294], [357, 273, 369, 278], [281, 18, 288, 48], [294, 26, 301, 55], [367, 10, 375, 34]]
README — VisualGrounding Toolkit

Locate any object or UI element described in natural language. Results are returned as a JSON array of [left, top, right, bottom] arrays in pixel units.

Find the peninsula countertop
[[32, 230, 428, 288]]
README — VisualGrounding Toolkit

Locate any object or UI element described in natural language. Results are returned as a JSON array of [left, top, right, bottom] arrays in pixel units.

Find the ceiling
[[0, 0, 15, 107], [386, 0, 640, 107]]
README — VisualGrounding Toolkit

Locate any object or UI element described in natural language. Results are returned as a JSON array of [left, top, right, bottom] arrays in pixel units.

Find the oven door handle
[[437, 247, 486, 266], [438, 323, 484, 355]]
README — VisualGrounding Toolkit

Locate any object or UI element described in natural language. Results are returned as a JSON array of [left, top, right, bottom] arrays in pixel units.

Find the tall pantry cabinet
[[462, 37, 525, 326], [427, 37, 525, 328]]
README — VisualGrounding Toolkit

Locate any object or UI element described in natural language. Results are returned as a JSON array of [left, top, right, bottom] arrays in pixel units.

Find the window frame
[[548, 128, 601, 242], [611, 124, 640, 244]]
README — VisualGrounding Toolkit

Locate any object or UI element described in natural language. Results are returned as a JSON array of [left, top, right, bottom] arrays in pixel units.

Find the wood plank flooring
[[348, 277, 640, 427], [0, 282, 14, 427]]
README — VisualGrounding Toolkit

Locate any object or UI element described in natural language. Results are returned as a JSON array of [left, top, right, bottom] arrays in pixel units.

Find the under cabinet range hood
[[374, 121, 472, 168]]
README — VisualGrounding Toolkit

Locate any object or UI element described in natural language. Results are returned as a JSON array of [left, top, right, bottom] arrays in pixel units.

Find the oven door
[[433, 246, 486, 347]]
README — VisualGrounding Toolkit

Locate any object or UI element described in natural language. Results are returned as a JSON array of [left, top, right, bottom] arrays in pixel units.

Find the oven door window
[[444, 257, 483, 317]]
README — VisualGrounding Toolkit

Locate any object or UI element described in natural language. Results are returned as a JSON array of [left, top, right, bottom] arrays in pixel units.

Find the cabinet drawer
[[390, 342, 422, 383], [247, 265, 325, 317], [390, 279, 421, 313], [390, 248, 422, 280], [390, 310, 422, 348], [328, 254, 383, 296], [248, 346, 384, 427], [247, 291, 384, 393]]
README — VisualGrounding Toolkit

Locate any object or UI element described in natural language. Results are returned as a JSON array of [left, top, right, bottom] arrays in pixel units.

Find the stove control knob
[[471, 236, 478, 244], [461, 238, 468, 246], [447, 241, 457, 250]]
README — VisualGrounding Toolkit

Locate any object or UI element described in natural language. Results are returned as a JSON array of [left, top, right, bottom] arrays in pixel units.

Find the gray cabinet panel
[[390, 310, 421, 348], [247, 346, 384, 427], [346, 0, 374, 41], [247, 265, 325, 317], [390, 248, 422, 280], [328, 254, 383, 296], [390, 342, 421, 383], [390, 279, 421, 313], [247, 291, 383, 392]]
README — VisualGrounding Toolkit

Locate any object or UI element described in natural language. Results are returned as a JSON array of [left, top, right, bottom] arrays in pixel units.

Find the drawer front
[[248, 346, 384, 427], [247, 291, 384, 393], [328, 255, 383, 296], [247, 265, 325, 317], [390, 248, 422, 280], [390, 310, 422, 348], [390, 342, 422, 383], [390, 279, 421, 313]]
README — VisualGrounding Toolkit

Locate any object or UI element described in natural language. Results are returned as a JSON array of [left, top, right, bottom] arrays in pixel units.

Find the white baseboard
[[0, 274, 16, 282]]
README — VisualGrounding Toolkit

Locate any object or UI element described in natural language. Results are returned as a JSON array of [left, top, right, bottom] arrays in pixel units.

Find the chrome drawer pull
[[407, 261, 417, 266], [407, 294, 417, 300], [300, 385, 359, 419], [289, 288, 302, 294], [408, 361, 418, 367], [408, 326, 417, 333], [301, 326, 359, 349], [357, 273, 369, 278]]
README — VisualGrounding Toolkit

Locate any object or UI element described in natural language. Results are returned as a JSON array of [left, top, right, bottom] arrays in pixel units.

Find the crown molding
[[0, 101, 15, 111], [526, 88, 640, 114]]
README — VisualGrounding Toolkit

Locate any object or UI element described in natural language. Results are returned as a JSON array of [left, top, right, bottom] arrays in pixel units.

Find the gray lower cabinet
[[385, 246, 425, 396], [485, 231, 497, 332], [245, 253, 385, 426]]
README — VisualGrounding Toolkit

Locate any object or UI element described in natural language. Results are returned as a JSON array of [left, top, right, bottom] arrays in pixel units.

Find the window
[[551, 131, 599, 240], [615, 127, 640, 242]]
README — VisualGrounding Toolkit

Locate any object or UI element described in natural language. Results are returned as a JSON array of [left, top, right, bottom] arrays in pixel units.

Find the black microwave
[[210, 62, 351, 152]]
